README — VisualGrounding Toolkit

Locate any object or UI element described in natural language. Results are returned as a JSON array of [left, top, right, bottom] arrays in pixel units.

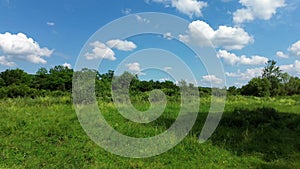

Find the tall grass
[[0, 96, 299, 168]]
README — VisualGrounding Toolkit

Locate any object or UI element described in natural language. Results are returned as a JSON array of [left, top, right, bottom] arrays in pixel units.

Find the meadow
[[0, 95, 300, 168]]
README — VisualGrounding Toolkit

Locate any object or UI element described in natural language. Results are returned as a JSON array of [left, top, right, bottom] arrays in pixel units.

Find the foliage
[[0, 69, 32, 86], [0, 60, 300, 99], [238, 60, 300, 97], [0, 66, 74, 98], [241, 77, 271, 97]]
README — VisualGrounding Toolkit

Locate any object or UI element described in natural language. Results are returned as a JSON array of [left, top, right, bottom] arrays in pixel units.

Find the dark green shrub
[[0, 87, 7, 99]]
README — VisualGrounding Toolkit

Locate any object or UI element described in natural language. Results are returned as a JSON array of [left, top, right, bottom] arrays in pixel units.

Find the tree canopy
[[0, 60, 300, 99]]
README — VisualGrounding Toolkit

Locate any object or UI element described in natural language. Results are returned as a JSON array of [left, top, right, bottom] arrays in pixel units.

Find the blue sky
[[0, 0, 300, 87]]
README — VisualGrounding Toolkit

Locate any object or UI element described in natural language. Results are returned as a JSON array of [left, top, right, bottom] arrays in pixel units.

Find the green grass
[[0, 96, 299, 168]]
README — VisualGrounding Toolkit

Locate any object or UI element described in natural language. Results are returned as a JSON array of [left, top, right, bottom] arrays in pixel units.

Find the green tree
[[0, 69, 31, 86], [48, 65, 73, 91], [228, 86, 239, 95], [111, 71, 138, 103], [100, 70, 114, 81], [34, 67, 49, 90], [0, 77, 5, 87], [285, 76, 300, 95], [73, 68, 98, 104], [262, 60, 282, 79], [36, 67, 48, 75], [262, 60, 282, 96], [241, 77, 271, 97], [161, 80, 178, 96], [112, 71, 136, 90]]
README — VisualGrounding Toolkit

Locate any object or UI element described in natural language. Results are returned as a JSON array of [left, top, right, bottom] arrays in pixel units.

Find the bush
[[6, 85, 32, 98], [0, 87, 8, 99]]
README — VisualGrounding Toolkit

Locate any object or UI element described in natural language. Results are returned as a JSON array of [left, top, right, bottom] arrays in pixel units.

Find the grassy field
[[0, 96, 300, 168]]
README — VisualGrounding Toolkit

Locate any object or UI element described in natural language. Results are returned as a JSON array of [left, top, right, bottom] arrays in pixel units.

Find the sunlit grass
[[0, 96, 299, 168]]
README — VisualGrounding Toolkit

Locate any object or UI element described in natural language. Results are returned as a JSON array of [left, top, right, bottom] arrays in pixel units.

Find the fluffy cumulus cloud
[[147, 0, 207, 18], [226, 67, 263, 80], [85, 39, 137, 61], [214, 26, 254, 50], [62, 62, 72, 69], [126, 62, 146, 75], [288, 40, 300, 56], [202, 75, 223, 85], [276, 51, 289, 58], [233, 0, 286, 24], [106, 39, 137, 51], [126, 62, 141, 72], [0, 32, 53, 66], [179, 20, 253, 50], [280, 60, 300, 75], [85, 41, 116, 61], [217, 50, 268, 65], [171, 0, 207, 18], [0, 56, 16, 66]]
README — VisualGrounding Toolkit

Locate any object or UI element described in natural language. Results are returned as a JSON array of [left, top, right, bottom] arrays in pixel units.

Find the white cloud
[[226, 67, 263, 80], [0, 32, 53, 65], [135, 15, 150, 23], [213, 26, 254, 50], [147, 0, 207, 18], [47, 22, 55, 26], [233, 9, 254, 24], [85, 39, 136, 61], [85, 41, 116, 61], [276, 51, 289, 58], [280, 60, 300, 75], [163, 32, 173, 40], [233, 0, 286, 24], [233, 82, 244, 88], [122, 8, 132, 15], [126, 62, 146, 75], [0, 56, 16, 66], [290, 61, 300, 73], [280, 64, 294, 72], [145, 0, 166, 3], [288, 40, 300, 56], [62, 62, 72, 69], [179, 20, 214, 47], [126, 62, 141, 72], [202, 75, 223, 85], [179, 20, 253, 50], [171, 0, 208, 18], [106, 39, 137, 51], [159, 78, 170, 82], [217, 50, 268, 65], [164, 66, 172, 71]]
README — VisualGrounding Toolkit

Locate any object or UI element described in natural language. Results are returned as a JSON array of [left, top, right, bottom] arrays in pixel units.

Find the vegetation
[[239, 60, 300, 97], [0, 59, 300, 168], [0, 96, 299, 168], [0, 60, 300, 100]]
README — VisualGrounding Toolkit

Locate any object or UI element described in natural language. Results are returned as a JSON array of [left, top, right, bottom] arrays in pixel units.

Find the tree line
[[229, 60, 300, 97], [0, 60, 299, 99]]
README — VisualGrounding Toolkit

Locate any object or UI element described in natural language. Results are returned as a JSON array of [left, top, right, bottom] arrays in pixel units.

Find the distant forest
[[0, 60, 299, 99]]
